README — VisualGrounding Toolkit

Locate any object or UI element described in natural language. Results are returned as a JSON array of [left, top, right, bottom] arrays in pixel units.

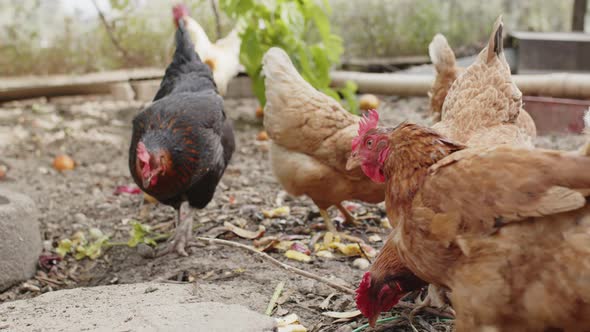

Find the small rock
[[144, 286, 158, 294], [73, 213, 87, 224], [137, 244, 155, 258], [92, 163, 107, 173], [353, 258, 370, 270], [335, 325, 353, 332], [368, 234, 382, 243], [0, 189, 42, 291], [21, 282, 41, 293]]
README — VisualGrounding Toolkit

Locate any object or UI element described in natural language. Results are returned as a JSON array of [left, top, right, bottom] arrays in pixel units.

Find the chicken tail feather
[[486, 15, 504, 63], [428, 34, 456, 73]]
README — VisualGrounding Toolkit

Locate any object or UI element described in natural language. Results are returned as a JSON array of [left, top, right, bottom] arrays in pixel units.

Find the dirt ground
[[0, 95, 586, 332]]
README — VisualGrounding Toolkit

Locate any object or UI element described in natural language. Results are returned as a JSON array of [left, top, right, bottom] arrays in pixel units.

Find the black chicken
[[129, 20, 235, 256]]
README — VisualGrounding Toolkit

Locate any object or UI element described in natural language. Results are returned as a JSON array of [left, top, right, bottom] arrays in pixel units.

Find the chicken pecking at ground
[[354, 16, 542, 326], [172, 3, 241, 96], [262, 47, 385, 241], [349, 113, 590, 331], [129, 19, 235, 256]]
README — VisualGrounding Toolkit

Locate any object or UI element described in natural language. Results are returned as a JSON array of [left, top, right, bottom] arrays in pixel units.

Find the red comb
[[355, 271, 374, 318], [352, 110, 379, 150], [172, 3, 189, 21]]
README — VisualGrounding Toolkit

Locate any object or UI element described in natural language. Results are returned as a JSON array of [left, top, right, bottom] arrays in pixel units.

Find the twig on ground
[[195, 237, 355, 295], [265, 280, 285, 315], [357, 243, 372, 263]]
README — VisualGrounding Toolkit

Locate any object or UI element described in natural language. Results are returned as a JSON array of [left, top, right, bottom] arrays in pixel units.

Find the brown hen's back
[[262, 47, 384, 209], [431, 17, 536, 148]]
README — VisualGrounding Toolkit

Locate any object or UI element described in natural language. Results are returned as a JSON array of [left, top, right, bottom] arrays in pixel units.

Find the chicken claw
[[320, 209, 365, 243], [157, 202, 194, 257], [336, 203, 362, 227], [412, 284, 455, 318]]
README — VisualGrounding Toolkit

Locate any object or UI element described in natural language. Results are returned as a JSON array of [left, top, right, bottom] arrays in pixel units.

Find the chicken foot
[[320, 209, 364, 243], [157, 201, 194, 257], [411, 284, 455, 318], [336, 203, 361, 226]]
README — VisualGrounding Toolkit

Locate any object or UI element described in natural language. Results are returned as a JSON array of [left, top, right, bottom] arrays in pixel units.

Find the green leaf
[[223, 0, 353, 113], [128, 221, 157, 248], [338, 80, 360, 114], [109, 0, 130, 11], [56, 239, 73, 258]]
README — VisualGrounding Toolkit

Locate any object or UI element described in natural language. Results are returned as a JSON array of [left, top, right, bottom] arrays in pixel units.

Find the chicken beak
[[142, 174, 153, 189], [346, 151, 362, 170]]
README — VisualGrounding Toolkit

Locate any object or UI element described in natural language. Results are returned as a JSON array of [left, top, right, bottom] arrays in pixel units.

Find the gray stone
[[0, 282, 277, 332], [0, 188, 41, 291]]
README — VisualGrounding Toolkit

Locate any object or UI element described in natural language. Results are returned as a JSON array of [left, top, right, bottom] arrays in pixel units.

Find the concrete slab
[[0, 188, 41, 291], [0, 282, 277, 332]]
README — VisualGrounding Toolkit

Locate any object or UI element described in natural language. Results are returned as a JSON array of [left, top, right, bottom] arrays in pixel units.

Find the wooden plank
[[341, 55, 431, 72], [0, 68, 163, 101]]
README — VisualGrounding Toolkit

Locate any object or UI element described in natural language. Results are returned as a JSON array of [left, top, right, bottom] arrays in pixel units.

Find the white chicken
[[172, 3, 242, 96]]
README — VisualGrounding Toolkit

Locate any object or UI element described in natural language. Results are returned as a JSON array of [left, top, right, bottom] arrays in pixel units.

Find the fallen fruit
[[285, 250, 311, 263], [262, 206, 290, 218], [255, 106, 264, 118], [53, 154, 75, 171], [257, 130, 269, 141], [290, 242, 311, 255], [359, 94, 380, 111]]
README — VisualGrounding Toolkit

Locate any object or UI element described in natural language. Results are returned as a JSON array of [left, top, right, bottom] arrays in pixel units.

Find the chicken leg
[[412, 284, 455, 318], [320, 209, 364, 243], [336, 202, 361, 226], [157, 201, 194, 257]]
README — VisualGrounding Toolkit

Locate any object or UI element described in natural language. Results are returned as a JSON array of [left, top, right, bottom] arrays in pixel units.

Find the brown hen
[[355, 17, 539, 326], [262, 47, 384, 241], [350, 118, 590, 332], [428, 19, 536, 146]]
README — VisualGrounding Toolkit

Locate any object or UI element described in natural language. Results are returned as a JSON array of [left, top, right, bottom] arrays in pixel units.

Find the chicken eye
[[366, 139, 374, 149]]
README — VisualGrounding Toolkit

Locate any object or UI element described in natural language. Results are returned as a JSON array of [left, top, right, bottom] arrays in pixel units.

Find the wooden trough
[[523, 96, 590, 135]]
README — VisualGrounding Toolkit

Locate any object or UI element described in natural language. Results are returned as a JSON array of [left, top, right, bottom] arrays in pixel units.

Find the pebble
[[137, 243, 155, 258], [73, 213, 87, 224], [352, 258, 370, 270], [21, 283, 41, 293]]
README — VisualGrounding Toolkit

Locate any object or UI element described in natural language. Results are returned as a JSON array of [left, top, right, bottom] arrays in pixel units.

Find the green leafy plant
[[56, 228, 109, 260], [127, 221, 158, 247], [55, 221, 161, 261], [220, 0, 359, 113]]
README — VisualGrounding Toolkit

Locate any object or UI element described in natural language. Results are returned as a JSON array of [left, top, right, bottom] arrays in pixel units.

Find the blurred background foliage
[[0, 0, 579, 76]]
